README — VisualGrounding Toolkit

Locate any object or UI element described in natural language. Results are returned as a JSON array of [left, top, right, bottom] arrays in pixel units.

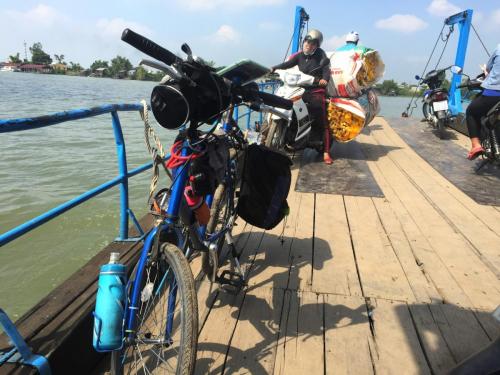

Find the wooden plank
[[377, 117, 500, 235], [225, 287, 284, 374], [428, 304, 492, 363], [287, 193, 315, 291], [311, 194, 362, 297], [359, 130, 498, 310], [408, 304, 457, 374], [324, 294, 374, 374], [359, 131, 473, 307], [376, 120, 500, 276], [195, 291, 245, 375], [344, 195, 416, 302], [274, 290, 324, 374], [372, 197, 442, 304], [246, 169, 302, 290], [371, 298, 431, 374], [473, 309, 500, 341]]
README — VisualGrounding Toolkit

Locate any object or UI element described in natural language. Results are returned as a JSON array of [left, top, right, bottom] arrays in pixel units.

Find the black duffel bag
[[237, 144, 292, 230]]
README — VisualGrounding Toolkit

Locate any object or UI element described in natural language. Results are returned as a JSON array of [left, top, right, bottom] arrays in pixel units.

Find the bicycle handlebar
[[256, 91, 293, 110], [121, 29, 181, 66]]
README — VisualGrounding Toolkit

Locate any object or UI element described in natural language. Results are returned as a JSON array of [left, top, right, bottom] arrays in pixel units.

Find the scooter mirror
[[450, 65, 462, 74], [415, 75, 421, 80], [181, 43, 193, 61]]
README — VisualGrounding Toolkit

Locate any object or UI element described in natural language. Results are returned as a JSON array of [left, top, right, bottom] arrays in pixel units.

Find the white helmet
[[346, 31, 360, 44]]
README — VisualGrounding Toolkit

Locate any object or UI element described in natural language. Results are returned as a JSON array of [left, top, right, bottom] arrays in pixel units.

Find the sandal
[[323, 153, 333, 165], [467, 146, 484, 160]]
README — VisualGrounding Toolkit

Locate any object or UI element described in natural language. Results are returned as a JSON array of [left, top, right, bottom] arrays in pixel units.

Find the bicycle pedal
[[216, 270, 246, 290]]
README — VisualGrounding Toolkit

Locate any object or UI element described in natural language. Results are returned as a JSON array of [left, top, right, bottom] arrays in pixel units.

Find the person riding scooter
[[271, 29, 333, 164], [336, 31, 361, 52], [466, 43, 500, 160]]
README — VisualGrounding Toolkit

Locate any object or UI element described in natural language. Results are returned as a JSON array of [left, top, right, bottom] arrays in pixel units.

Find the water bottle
[[184, 185, 210, 226], [93, 252, 126, 351]]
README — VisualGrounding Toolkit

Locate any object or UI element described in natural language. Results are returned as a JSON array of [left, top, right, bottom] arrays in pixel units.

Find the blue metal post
[[0, 309, 52, 374], [446, 9, 473, 115], [233, 106, 239, 127], [291, 6, 308, 54], [110, 111, 129, 240], [246, 107, 251, 130]]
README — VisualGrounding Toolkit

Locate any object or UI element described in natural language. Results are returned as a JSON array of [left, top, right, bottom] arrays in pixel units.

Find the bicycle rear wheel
[[111, 242, 197, 375]]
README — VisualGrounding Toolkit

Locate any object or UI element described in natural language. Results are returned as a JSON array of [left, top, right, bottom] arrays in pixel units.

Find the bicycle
[[97, 29, 293, 374]]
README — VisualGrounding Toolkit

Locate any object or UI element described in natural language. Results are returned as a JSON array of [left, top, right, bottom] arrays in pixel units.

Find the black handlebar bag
[[237, 144, 292, 230]]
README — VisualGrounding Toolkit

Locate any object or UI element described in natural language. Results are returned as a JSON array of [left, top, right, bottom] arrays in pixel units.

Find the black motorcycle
[[458, 74, 500, 171], [416, 65, 461, 139]]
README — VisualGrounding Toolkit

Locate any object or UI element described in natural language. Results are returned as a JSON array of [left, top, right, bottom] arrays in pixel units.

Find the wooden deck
[[190, 117, 500, 374], [2, 117, 498, 375]]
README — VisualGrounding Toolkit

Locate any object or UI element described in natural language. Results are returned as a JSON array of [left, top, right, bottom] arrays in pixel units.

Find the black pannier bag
[[237, 144, 292, 230]]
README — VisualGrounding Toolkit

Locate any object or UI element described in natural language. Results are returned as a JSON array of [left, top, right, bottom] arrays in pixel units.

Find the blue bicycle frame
[[123, 123, 239, 340], [124, 139, 197, 338]]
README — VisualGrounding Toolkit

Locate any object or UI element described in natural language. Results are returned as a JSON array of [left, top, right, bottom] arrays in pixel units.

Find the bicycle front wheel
[[112, 242, 198, 375]]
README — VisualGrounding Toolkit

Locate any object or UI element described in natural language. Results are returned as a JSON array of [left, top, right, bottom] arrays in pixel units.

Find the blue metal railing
[[0, 82, 281, 249], [0, 104, 152, 246]]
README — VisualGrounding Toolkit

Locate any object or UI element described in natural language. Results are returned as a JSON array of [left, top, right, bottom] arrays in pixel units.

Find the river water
[[0, 72, 417, 320]]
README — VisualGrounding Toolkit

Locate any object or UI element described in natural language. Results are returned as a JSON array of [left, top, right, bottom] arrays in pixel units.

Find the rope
[[139, 100, 171, 203], [471, 23, 491, 58], [282, 33, 294, 62], [402, 24, 446, 117], [434, 25, 453, 69]]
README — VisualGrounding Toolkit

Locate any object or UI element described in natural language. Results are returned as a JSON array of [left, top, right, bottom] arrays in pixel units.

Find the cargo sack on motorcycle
[[326, 48, 385, 98], [237, 144, 292, 230], [328, 89, 380, 142]]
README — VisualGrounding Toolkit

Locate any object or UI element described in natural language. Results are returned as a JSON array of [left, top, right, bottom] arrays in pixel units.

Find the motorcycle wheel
[[265, 120, 285, 150], [422, 102, 433, 122], [437, 118, 446, 139]]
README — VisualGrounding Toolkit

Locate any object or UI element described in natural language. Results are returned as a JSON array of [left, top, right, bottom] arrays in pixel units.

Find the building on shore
[[0, 62, 21, 72], [19, 64, 52, 73]]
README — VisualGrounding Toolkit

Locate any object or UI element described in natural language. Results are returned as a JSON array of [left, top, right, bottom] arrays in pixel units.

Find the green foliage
[[68, 62, 83, 72], [109, 56, 133, 78], [9, 53, 21, 63], [374, 80, 424, 97], [132, 66, 164, 81], [376, 79, 400, 95], [53, 54, 65, 64], [90, 60, 109, 71], [29, 42, 52, 65]]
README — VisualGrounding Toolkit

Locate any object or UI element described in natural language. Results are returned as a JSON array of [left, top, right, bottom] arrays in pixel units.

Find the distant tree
[[133, 66, 165, 81], [68, 61, 83, 71], [109, 56, 133, 78], [9, 53, 21, 63], [29, 42, 52, 64], [375, 80, 400, 95], [134, 66, 147, 81], [53, 54, 66, 64], [90, 60, 109, 71]]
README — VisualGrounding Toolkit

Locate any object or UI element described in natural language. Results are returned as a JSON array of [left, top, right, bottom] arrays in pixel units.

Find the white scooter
[[264, 67, 320, 151]]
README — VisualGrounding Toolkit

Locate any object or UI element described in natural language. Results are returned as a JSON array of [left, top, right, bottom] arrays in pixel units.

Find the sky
[[0, 0, 498, 82]]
